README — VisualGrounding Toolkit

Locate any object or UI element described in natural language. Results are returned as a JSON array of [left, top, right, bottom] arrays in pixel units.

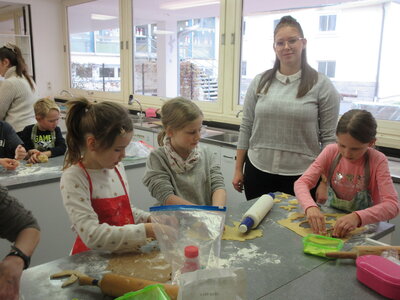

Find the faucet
[[59, 89, 74, 97], [236, 110, 243, 118], [129, 95, 144, 125]]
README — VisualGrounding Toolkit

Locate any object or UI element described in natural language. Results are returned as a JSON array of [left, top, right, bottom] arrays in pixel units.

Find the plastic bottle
[[181, 245, 200, 273], [239, 193, 275, 233]]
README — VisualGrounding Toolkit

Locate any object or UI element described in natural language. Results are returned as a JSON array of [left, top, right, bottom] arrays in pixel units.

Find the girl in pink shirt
[[294, 109, 399, 237]]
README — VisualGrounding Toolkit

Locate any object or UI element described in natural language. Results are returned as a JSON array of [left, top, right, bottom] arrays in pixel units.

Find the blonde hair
[[63, 97, 133, 169], [34, 98, 60, 118], [157, 97, 203, 146]]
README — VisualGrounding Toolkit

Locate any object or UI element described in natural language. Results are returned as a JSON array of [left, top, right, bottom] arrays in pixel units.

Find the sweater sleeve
[[0, 80, 15, 121], [3, 121, 23, 158], [61, 167, 147, 252], [295, 145, 336, 212], [142, 149, 176, 205], [355, 155, 399, 226], [0, 185, 40, 242], [237, 74, 261, 150], [19, 125, 34, 151], [207, 147, 225, 193], [49, 127, 67, 157], [317, 74, 340, 148]]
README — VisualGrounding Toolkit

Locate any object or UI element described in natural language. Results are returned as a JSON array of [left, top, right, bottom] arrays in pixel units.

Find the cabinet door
[[133, 129, 154, 147], [220, 147, 246, 207]]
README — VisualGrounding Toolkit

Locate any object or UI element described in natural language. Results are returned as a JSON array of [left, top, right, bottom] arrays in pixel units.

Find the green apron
[[327, 153, 372, 212]]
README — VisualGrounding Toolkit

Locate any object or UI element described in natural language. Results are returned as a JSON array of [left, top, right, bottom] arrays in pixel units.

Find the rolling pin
[[79, 273, 179, 299], [325, 245, 400, 259]]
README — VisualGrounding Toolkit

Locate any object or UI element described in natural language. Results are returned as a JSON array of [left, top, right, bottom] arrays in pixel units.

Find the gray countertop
[[0, 155, 147, 190], [20, 193, 394, 300]]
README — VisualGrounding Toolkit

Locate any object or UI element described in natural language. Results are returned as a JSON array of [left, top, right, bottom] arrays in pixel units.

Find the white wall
[[6, 0, 65, 98]]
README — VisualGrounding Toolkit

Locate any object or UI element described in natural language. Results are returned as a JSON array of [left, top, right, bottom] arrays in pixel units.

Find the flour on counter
[[218, 243, 281, 268]]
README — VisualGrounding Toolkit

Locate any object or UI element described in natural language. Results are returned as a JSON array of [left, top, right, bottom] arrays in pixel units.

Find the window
[[318, 61, 336, 78], [67, 0, 121, 93], [319, 15, 336, 31], [132, 0, 221, 105], [63, 0, 399, 150], [239, 0, 399, 149]]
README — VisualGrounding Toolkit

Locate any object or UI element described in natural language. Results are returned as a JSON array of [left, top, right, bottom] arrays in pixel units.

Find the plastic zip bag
[[150, 205, 226, 283], [178, 268, 246, 300]]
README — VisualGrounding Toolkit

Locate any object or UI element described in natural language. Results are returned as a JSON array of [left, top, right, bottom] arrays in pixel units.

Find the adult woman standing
[[233, 16, 340, 200], [0, 43, 36, 134]]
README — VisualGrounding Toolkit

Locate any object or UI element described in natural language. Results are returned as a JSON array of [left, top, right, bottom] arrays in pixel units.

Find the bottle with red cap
[[181, 245, 200, 273]]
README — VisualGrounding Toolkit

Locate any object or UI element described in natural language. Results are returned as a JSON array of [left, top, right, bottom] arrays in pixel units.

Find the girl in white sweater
[[0, 43, 36, 133]]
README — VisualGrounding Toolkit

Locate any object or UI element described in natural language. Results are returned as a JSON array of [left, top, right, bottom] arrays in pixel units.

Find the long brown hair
[[0, 43, 35, 91], [336, 109, 377, 143], [63, 97, 133, 169], [157, 97, 203, 146], [256, 15, 318, 98]]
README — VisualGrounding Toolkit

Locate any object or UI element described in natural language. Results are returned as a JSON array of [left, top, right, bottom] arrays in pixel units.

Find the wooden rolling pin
[[79, 273, 179, 299], [326, 245, 400, 259]]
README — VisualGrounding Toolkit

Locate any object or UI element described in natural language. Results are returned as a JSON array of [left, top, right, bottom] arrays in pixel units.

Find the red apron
[[71, 162, 135, 255]]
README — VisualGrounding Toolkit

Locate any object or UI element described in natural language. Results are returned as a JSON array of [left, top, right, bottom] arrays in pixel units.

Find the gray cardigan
[[142, 146, 225, 206], [0, 66, 36, 132]]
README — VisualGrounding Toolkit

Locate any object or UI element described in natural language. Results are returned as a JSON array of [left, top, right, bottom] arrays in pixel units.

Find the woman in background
[[0, 43, 36, 134], [233, 16, 340, 200]]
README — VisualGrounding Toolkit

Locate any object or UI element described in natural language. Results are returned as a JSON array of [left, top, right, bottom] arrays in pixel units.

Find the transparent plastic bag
[[178, 268, 246, 300], [125, 141, 153, 158], [150, 205, 226, 283]]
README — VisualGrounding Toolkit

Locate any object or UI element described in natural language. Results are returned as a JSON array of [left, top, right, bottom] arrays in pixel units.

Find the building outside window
[[319, 14, 337, 31], [318, 61, 336, 78]]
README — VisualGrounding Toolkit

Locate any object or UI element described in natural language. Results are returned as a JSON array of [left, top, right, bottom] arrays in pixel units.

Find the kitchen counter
[[0, 155, 148, 190], [20, 193, 394, 300], [0, 155, 152, 267]]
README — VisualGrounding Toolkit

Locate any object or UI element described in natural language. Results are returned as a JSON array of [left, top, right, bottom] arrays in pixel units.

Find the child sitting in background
[[295, 109, 399, 237], [19, 98, 66, 163], [142, 97, 226, 206], [0, 120, 27, 170], [61, 97, 163, 254]]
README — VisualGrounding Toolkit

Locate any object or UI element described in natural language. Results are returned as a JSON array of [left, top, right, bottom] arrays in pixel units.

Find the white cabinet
[[201, 142, 246, 207], [125, 164, 158, 211], [133, 129, 155, 148], [220, 147, 246, 207]]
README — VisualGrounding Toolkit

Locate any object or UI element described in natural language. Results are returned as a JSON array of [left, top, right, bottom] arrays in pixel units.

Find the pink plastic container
[[356, 255, 400, 300]]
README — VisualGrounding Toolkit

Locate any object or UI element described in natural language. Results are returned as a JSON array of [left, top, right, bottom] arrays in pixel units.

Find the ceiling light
[[160, 0, 219, 10], [153, 30, 174, 35], [91, 14, 117, 21]]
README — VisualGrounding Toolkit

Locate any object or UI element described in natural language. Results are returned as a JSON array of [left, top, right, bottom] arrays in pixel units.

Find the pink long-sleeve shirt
[[294, 144, 399, 226]]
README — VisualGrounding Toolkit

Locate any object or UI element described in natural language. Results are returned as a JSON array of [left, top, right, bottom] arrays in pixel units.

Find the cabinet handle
[[222, 155, 234, 159]]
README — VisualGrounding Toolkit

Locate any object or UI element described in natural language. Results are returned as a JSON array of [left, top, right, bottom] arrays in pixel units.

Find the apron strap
[[77, 162, 129, 201], [78, 161, 93, 198], [327, 153, 341, 187]]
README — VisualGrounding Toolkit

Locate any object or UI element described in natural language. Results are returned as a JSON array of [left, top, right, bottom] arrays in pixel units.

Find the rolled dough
[[277, 212, 365, 241], [106, 251, 171, 282], [222, 221, 263, 241]]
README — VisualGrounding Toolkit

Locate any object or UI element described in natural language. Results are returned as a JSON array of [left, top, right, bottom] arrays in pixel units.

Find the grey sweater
[[142, 146, 225, 206], [0, 185, 40, 242], [238, 72, 340, 158], [0, 66, 36, 132]]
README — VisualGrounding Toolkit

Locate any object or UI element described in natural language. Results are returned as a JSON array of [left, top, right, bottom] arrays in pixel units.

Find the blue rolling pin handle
[[239, 216, 254, 233]]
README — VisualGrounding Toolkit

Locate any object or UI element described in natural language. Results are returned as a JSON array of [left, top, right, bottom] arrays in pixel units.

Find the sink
[[130, 116, 162, 129], [206, 132, 239, 144]]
